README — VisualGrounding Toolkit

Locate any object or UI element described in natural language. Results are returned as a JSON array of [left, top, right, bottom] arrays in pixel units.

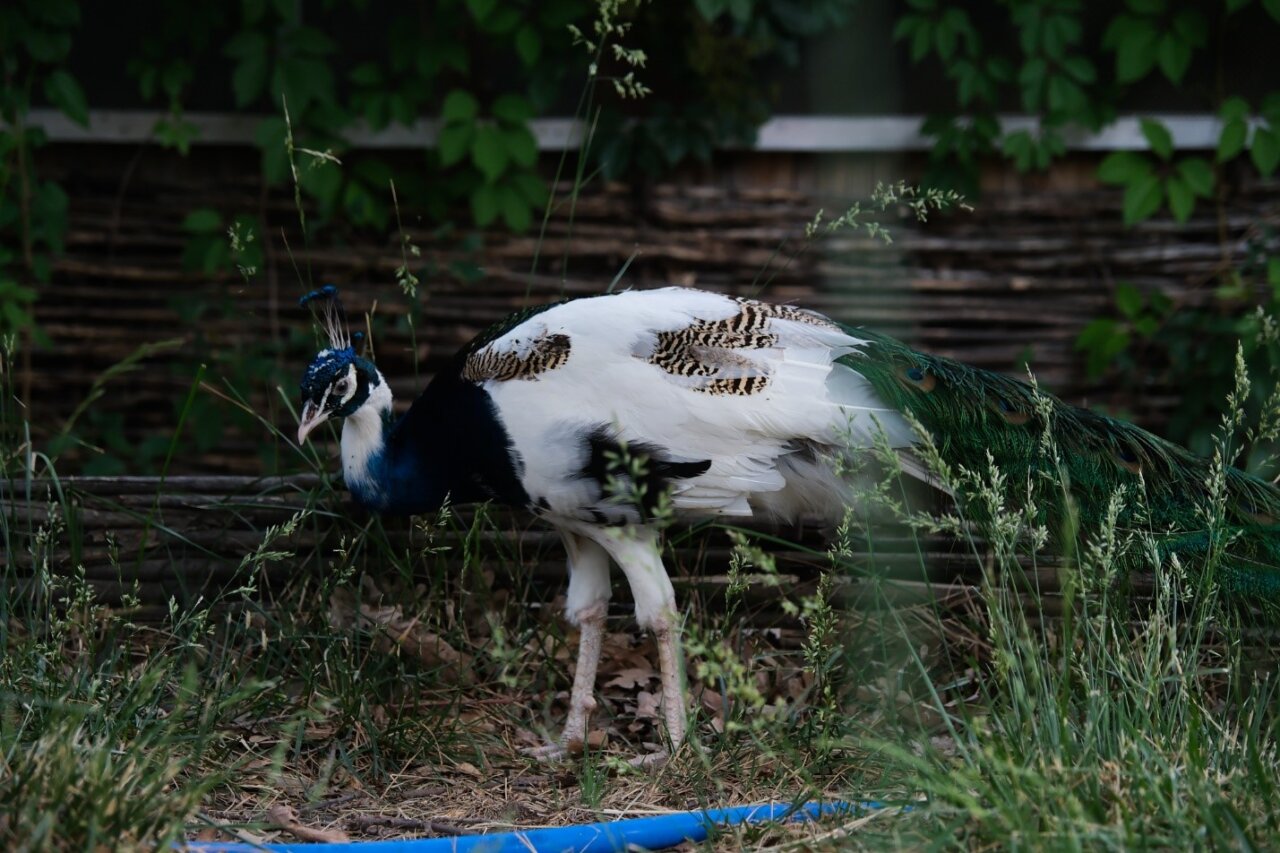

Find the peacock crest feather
[[300, 284, 356, 352]]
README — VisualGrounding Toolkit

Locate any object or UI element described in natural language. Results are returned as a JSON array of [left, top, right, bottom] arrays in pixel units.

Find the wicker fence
[[6, 145, 1277, 613], [22, 146, 1279, 477], [4, 474, 1071, 620]]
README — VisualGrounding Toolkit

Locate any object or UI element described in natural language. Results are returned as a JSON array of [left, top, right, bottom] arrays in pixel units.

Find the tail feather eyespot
[[898, 365, 937, 392], [988, 395, 1030, 425], [1115, 444, 1142, 475]]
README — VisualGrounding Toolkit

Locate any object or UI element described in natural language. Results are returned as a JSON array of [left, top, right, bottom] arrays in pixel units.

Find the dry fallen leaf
[[329, 587, 473, 684], [603, 666, 658, 690], [635, 690, 661, 720], [266, 804, 350, 844], [452, 761, 483, 778]]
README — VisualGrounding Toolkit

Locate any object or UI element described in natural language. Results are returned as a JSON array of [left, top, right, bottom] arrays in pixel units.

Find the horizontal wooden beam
[[22, 109, 1229, 152]]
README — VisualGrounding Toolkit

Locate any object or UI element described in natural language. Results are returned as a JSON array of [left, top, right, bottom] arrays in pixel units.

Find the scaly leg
[[560, 602, 605, 746], [654, 619, 687, 747], [584, 525, 688, 764], [526, 531, 611, 761]]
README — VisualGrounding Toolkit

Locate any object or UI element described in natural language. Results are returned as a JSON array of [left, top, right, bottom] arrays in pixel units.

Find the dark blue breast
[[353, 366, 529, 516]]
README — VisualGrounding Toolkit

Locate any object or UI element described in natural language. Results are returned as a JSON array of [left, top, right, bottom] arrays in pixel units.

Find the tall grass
[[4, 3, 1279, 846]]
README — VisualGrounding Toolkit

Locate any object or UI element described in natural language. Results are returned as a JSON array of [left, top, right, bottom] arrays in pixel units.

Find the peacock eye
[[334, 379, 350, 395]]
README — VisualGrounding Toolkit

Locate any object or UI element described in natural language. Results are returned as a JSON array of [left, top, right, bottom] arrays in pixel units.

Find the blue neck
[[344, 367, 529, 516]]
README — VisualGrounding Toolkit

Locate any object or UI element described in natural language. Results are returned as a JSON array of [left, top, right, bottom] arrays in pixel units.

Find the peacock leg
[[587, 526, 688, 765], [653, 620, 687, 746], [560, 602, 605, 745], [526, 531, 611, 761]]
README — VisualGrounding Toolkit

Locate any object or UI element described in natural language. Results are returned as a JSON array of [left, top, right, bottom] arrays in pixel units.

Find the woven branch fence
[[3, 474, 1085, 621], [8, 147, 1280, 619], [22, 147, 1280, 478]]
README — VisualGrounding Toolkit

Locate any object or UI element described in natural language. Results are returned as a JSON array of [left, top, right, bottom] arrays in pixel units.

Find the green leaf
[[1176, 158, 1214, 197], [515, 26, 542, 66], [1265, 0, 1280, 22], [30, 0, 79, 28], [466, 0, 498, 22], [437, 121, 473, 167], [1123, 172, 1163, 225], [1140, 117, 1173, 160], [1097, 151, 1151, 184], [483, 7, 522, 34], [511, 171, 549, 206], [1220, 96, 1250, 122], [154, 117, 199, 155], [1115, 282, 1144, 319], [287, 26, 336, 56], [43, 70, 88, 127], [349, 63, 382, 87], [1113, 22, 1157, 83], [1002, 131, 1035, 172], [24, 29, 72, 63], [1268, 256, 1280, 286], [1227, 0, 1251, 12], [182, 208, 223, 233], [1262, 92, 1280, 125], [1046, 74, 1083, 115], [471, 124, 509, 181], [1165, 175, 1194, 222], [892, 16, 919, 41], [1218, 119, 1248, 162], [1133, 315, 1160, 337], [441, 89, 479, 123], [228, 32, 268, 107], [910, 24, 931, 62], [1156, 32, 1191, 83], [225, 30, 266, 59], [935, 16, 957, 60], [1019, 57, 1047, 112], [1127, 0, 1167, 14], [1076, 317, 1131, 377], [503, 126, 537, 167], [253, 117, 289, 183], [1063, 56, 1096, 84], [1172, 9, 1207, 45], [492, 94, 534, 124], [1148, 289, 1173, 314], [1252, 127, 1280, 176], [471, 182, 501, 226], [500, 185, 533, 231], [391, 93, 416, 126]]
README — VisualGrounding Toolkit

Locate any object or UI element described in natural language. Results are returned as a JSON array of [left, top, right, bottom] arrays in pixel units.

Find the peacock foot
[[521, 739, 583, 762]]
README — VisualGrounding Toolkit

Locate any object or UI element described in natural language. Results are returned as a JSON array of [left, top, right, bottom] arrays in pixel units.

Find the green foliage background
[[4, 0, 1280, 471]]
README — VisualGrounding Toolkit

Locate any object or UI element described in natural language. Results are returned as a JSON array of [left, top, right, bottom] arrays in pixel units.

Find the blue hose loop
[[188, 800, 874, 852]]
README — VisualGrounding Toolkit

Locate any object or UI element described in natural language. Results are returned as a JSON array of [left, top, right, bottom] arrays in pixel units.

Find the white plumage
[[480, 287, 912, 523], [462, 287, 913, 760]]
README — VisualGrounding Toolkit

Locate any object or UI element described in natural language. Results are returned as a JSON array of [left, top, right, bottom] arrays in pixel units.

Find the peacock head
[[295, 284, 382, 444], [296, 345, 382, 444]]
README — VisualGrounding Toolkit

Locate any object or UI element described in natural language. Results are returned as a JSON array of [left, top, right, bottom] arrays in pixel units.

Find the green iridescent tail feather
[[839, 327, 1280, 600]]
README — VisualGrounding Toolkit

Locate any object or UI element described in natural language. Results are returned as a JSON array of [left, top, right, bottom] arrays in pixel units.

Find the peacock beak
[[297, 401, 327, 444]]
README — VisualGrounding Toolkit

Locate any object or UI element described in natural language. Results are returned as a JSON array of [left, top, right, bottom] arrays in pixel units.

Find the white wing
[[466, 287, 915, 524]]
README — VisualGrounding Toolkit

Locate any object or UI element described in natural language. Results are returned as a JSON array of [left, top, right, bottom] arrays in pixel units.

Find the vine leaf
[[43, 69, 88, 127]]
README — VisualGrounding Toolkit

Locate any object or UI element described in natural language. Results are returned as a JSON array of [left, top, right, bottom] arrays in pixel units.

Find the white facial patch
[[335, 364, 357, 406]]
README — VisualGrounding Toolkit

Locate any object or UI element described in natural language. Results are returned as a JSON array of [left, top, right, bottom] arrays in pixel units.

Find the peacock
[[296, 284, 1280, 761]]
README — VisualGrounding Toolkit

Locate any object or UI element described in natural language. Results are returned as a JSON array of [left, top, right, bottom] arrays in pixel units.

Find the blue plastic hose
[[189, 800, 866, 852]]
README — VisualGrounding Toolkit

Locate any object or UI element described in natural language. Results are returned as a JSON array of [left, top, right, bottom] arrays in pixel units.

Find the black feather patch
[[577, 425, 710, 521], [462, 332, 571, 382], [647, 302, 781, 395]]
